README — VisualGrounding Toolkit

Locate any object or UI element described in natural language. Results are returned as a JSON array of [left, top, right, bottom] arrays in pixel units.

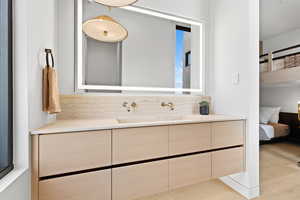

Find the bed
[[259, 123, 289, 141], [259, 107, 291, 141]]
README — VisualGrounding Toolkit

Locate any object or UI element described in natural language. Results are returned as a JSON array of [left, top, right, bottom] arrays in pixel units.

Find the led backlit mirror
[[76, 0, 205, 93]]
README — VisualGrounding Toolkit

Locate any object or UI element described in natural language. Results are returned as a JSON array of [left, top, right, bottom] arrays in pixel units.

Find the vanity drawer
[[112, 126, 169, 164], [212, 147, 244, 177], [169, 153, 211, 190], [39, 170, 111, 200], [112, 160, 169, 200], [39, 131, 111, 177], [211, 121, 244, 148], [169, 123, 211, 155]]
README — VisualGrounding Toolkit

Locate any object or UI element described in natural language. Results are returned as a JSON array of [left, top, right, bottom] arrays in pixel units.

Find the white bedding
[[259, 124, 274, 141]]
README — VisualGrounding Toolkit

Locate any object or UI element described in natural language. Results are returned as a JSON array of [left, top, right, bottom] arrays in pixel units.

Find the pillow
[[269, 107, 281, 123], [260, 107, 276, 124]]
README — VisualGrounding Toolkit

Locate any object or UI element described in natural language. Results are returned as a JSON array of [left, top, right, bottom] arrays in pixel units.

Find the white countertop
[[31, 114, 246, 135]]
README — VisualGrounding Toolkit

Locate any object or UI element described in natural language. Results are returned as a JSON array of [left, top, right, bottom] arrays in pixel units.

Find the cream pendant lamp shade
[[94, 0, 138, 7], [83, 16, 128, 43]]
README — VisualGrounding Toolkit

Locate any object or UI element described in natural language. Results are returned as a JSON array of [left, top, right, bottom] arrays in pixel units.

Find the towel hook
[[45, 48, 54, 68]]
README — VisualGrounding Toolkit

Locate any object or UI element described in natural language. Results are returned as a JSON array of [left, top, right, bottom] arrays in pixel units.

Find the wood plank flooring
[[138, 142, 300, 200]]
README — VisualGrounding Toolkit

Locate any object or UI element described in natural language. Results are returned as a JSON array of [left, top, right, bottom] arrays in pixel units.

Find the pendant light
[[94, 0, 138, 7], [83, 15, 128, 43]]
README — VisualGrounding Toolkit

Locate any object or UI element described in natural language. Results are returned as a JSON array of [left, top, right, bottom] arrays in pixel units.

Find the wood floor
[[138, 142, 300, 200]]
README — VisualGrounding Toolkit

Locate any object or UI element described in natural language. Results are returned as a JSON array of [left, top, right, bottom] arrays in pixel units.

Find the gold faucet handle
[[161, 102, 175, 111], [131, 102, 137, 108], [122, 102, 129, 107], [168, 102, 175, 111], [122, 101, 137, 112]]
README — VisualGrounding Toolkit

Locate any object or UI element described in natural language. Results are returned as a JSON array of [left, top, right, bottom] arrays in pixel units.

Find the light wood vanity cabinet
[[212, 147, 245, 178], [169, 123, 211, 155], [112, 126, 169, 164], [212, 121, 244, 148], [39, 170, 111, 200], [32, 120, 245, 200], [39, 130, 111, 177], [112, 160, 169, 200], [169, 153, 211, 190]]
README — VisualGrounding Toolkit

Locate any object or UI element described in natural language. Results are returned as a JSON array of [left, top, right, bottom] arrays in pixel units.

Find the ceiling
[[260, 0, 300, 40]]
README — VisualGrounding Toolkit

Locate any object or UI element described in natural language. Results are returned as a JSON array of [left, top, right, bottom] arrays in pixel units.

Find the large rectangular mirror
[[76, 0, 205, 93]]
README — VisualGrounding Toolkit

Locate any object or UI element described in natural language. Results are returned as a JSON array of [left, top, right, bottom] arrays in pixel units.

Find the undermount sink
[[117, 116, 185, 124], [117, 115, 209, 124]]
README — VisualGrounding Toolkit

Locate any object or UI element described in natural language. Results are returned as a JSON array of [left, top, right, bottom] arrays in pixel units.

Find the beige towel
[[42, 66, 61, 114]]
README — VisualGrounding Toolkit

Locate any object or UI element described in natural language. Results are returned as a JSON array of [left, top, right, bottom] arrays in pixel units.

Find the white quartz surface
[[31, 115, 246, 135]]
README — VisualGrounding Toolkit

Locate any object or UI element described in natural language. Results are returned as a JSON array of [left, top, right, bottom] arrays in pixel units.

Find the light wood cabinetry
[[32, 135, 39, 200], [39, 130, 111, 177], [169, 123, 211, 155], [39, 170, 111, 200], [112, 160, 169, 200], [32, 120, 245, 200], [212, 147, 244, 178], [169, 153, 211, 190], [212, 121, 244, 149], [112, 126, 169, 164]]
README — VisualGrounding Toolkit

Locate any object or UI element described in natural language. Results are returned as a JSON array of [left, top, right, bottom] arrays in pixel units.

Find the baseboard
[[220, 176, 260, 199]]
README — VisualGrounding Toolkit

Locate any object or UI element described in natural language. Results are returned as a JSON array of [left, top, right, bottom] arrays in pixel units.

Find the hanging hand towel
[[42, 49, 61, 114]]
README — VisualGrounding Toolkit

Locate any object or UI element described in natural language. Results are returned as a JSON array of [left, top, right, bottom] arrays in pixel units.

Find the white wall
[[262, 28, 300, 55], [28, 0, 57, 130], [260, 0, 300, 40], [260, 85, 300, 113], [57, 0, 75, 95], [0, 171, 29, 200], [135, 0, 209, 22], [120, 11, 175, 88], [209, 0, 260, 199], [58, 0, 210, 94], [260, 29, 300, 113], [0, 0, 57, 199], [85, 41, 121, 86]]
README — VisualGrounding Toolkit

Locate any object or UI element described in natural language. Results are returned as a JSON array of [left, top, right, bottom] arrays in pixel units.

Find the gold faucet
[[161, 102, 175, 111], [123, 102, 138, 112]]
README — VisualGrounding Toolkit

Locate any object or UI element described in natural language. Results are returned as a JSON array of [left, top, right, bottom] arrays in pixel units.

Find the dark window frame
[[0, 0, 14, 179], [185, 51, 191, 67], [176, 25, 191, 33]]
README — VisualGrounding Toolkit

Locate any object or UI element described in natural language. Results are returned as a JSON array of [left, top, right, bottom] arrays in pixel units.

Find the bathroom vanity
[[29, 1, 249, 199], [31, 115, 245, 200]]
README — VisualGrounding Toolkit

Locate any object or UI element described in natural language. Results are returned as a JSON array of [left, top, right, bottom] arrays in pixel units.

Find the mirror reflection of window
[[175, 25, 191, 89]]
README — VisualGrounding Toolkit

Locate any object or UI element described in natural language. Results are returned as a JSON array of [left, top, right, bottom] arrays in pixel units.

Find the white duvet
[[259, 124, 274, 141]]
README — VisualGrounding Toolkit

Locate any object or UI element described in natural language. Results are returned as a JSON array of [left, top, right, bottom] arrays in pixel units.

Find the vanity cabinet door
[[39, 130, 111, 177], [169, 153, 211, 190], [169, 123, 211, 155], [112, 126, 169, 164], [39, 170, 111, 200], [211, 121, 244, 149], [212, 147, 244, 178], [112, 160, 169, 200]]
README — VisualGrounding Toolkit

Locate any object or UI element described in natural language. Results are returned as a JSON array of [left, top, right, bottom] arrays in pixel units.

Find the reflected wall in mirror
[[76, 0, 205, 93]]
